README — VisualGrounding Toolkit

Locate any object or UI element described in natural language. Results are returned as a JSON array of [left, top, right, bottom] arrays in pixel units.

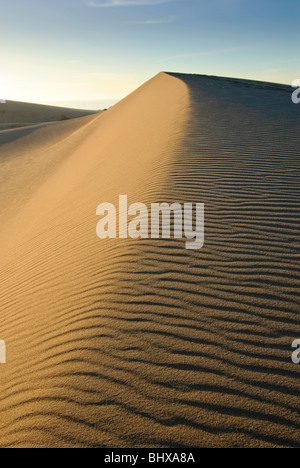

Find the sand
[[0, 100, 97, 130], [0, 72, 300, 448]]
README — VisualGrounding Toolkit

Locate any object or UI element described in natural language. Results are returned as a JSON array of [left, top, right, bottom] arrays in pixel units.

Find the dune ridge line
[[0, 72, 300, 448]]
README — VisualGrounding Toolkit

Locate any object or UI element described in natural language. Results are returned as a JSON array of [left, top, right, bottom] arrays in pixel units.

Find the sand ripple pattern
[[0, 73, 300, 447]]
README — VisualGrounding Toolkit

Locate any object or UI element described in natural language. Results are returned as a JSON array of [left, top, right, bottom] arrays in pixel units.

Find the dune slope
[[0, 100, 97, 130], [0, 72, 300, 448]]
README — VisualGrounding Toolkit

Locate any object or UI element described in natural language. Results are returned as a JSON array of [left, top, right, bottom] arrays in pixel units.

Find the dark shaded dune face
[[0, 73, 300, 448], [143, 74, 300, 447]]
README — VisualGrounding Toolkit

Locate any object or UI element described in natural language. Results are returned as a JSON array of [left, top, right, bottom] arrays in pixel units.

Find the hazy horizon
[[40, 98, 119, 110], [3, 71, 296, 111], [0, 0, 299, 107]]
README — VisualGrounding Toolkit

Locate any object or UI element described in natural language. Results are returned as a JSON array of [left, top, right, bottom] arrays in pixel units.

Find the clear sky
[[0, 0, 299, 109]]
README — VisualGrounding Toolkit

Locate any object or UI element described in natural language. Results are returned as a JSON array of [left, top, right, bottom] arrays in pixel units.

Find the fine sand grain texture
[[0, 72, 300, 448]]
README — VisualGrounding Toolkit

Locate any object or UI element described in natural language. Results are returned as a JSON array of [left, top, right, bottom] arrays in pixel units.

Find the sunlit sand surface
[[0, 73, 300, 448]]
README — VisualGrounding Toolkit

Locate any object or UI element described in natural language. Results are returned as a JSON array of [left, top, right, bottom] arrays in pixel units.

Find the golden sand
[[0, 73, 299, 448]]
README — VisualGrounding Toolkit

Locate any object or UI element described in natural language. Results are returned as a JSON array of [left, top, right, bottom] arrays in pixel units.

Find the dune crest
[[0, 72, 189, 447], [0, 72, 300, 448]]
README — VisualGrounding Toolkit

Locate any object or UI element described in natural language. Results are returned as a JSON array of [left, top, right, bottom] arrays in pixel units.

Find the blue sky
[[0, 0, 299, 108]]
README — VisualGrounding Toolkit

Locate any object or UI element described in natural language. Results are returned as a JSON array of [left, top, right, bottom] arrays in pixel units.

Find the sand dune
[[0, 72, 300, 448], [0, 100, 97, 130]]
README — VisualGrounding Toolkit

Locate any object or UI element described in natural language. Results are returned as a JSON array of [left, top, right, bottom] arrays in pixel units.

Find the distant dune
[[0, 100, 98, 130], [0, 72, 300, 448]]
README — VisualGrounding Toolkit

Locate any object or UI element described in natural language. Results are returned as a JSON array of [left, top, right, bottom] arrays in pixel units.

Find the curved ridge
[[0, 72, 300, 448]]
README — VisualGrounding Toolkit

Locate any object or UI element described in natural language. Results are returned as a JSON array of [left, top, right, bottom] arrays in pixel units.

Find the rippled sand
[[0, 72, 300, 448]]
